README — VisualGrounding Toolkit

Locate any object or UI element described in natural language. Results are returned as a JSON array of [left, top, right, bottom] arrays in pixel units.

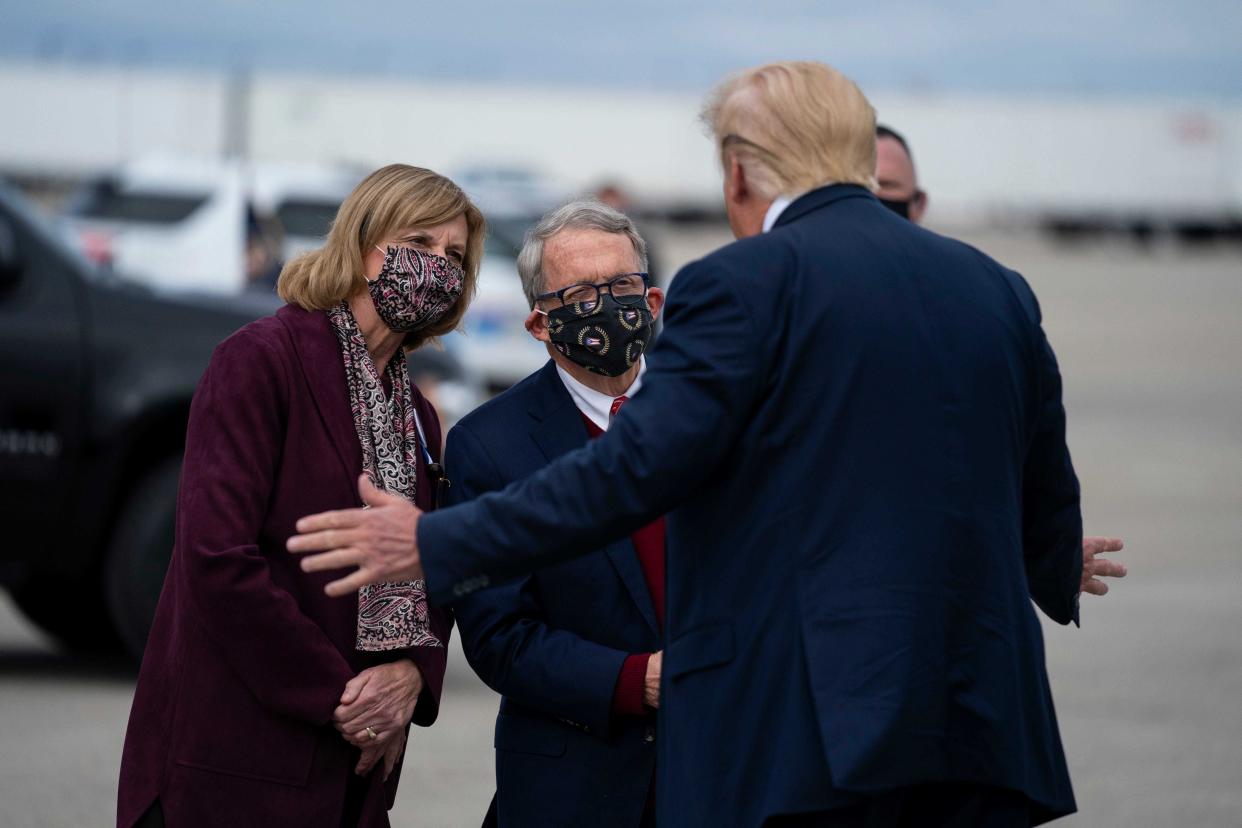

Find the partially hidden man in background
[[874, 124, 929, 223], [452, 201, 667, 827], [293, 62, 1118, 826]]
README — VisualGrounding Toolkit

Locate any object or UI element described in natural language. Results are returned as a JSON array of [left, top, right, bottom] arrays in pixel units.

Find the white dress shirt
[[763, 184, 843, 233], [762, 194, 798, 233], [555, 357, 647, 432]]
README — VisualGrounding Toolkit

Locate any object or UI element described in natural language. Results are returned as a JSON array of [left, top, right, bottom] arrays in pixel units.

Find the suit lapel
[[528, 362, 588, 466], [276, 305, 363, 501], [528, 362, 661, 638], [606, 541, 661, 639]]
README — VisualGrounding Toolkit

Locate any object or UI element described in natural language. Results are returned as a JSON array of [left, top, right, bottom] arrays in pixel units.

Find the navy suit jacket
[[446, 361, 661, 827], [422, 186, 1083, 826]]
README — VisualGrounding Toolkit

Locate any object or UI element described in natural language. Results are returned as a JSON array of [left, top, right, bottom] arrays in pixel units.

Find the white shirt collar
[[556, 357, 646, 431], [762, 194, 797, 233], [763, 184, 846, 233]]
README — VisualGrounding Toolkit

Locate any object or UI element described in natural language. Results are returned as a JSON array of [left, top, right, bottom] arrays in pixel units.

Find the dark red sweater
[[581, 413, 665, 716]]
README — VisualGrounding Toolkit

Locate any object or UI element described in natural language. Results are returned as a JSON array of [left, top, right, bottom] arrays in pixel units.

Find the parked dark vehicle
[[0, 182, 278, 659], [1, 183, 480, 660]]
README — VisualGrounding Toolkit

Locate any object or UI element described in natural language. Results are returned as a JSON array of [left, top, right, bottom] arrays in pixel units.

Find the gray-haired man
[[447, 200, 667, 827]]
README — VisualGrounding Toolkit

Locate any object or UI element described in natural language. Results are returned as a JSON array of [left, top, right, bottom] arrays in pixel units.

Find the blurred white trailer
[[1, 61, 1238, 231]]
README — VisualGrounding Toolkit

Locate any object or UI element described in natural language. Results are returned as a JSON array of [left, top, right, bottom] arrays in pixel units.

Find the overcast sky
[[2, 0, 1239, 98]]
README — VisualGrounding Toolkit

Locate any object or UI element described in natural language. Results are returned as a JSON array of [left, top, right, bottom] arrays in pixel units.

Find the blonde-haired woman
[[118, 164, 484, 828]]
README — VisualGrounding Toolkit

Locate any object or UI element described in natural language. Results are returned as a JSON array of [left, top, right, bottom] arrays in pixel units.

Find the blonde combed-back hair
[[701, 61, 877, 199], [278, 164, 485, 349]]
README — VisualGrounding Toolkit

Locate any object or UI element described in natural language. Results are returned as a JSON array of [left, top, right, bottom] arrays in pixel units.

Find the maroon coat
[[117, 304, 452, 828]]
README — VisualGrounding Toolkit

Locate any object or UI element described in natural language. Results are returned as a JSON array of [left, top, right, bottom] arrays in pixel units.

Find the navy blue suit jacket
[[446, 361, 661, 828], [422, 186, 1083, 826]]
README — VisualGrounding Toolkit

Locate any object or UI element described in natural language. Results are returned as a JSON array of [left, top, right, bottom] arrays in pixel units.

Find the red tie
[[609, 395, 628, 420]]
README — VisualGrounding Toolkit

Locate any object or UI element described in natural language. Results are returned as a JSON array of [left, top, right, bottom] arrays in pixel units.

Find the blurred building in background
[[2, 60, 1240, 235]]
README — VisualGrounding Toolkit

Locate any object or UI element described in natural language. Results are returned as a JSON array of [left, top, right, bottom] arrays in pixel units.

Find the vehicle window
[[71, 180, 208, 225], [275, 198, 342, 239], [0, 182, 99, 276], [0, 212, 17, 275]]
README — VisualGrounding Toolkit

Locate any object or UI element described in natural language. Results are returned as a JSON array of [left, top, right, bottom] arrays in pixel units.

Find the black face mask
[[879, 197, 911, 219], [545, 293, 654, 377]]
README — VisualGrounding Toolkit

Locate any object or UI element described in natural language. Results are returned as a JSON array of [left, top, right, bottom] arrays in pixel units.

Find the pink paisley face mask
[[367, 245, 465, 333]]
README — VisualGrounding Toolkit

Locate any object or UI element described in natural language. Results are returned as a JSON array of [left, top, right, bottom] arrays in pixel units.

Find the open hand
[[1082, 536, 1126, 596], [334, 660, 424, 748], [288, 475, 425, 597]]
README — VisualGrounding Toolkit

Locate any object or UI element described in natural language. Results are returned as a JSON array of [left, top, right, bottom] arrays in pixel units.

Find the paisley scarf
[[327, 302, 441, 651]]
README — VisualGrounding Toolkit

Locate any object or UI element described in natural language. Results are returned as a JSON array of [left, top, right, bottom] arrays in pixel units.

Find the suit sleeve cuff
[[612, 653, 651, 718], [421, 508, 476, 607]]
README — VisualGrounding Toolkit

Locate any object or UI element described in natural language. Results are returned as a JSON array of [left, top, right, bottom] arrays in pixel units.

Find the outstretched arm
[[290, 257, 765, 604]]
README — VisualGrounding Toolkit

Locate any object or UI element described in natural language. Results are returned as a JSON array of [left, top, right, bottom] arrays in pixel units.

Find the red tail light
[[79, 230, 114, 266]]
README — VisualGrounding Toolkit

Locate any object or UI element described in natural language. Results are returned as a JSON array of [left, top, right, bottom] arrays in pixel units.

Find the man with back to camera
[[417, 197, 1122, 827], [294, 61, 1125, 826], [448, 201, 667, 827], [872, 122, 1126, 596]]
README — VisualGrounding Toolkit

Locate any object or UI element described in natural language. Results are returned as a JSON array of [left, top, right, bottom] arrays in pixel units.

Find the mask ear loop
[[366, 244, 398, 283]]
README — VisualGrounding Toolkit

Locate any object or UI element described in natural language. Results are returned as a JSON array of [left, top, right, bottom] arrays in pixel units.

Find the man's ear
[[646, 286, 666, 320], [910, 190, 929, 224], [525, 308, 550, 343], [725, 155, 750, 207]]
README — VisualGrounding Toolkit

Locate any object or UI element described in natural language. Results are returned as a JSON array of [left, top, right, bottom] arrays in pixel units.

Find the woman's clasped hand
[[334, 659, 425, 778]]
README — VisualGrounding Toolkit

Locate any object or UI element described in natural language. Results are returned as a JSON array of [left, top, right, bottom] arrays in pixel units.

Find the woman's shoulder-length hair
[[277, 163, 486, 350]]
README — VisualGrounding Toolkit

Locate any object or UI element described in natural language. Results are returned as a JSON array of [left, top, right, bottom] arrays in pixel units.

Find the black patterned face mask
[[545, 293, 654, 377]]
